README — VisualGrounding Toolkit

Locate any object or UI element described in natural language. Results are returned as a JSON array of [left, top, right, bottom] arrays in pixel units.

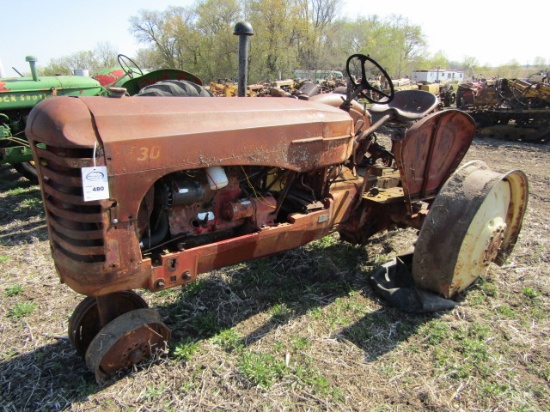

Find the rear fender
[[392, 109, 475, 212]]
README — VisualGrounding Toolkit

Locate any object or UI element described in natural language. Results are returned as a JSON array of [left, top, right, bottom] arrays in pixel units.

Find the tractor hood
[[26, 95, 354, 175]]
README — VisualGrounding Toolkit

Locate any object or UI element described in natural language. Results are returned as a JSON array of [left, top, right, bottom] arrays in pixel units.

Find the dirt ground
[[0, 136, 548, 411]]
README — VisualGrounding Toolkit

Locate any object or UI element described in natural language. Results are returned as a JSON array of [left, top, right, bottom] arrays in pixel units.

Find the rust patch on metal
[[394, 109, 476, 203]]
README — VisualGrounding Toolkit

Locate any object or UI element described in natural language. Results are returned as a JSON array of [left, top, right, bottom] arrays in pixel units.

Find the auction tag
[[81, 166, 110, 201]]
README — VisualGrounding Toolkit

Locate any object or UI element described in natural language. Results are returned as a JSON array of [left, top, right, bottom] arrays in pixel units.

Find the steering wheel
[[346, 54, 394, 104], [117, 54, 144, 78]]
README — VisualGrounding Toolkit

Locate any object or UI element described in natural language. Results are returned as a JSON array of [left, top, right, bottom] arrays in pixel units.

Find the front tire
[[12, 161, 38, 183]]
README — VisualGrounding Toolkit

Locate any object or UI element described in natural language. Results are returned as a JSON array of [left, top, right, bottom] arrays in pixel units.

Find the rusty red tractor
[[26, 54, 528, 383]]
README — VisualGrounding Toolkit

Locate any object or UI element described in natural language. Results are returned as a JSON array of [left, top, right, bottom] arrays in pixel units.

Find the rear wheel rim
[[412, 160, 527, 298]]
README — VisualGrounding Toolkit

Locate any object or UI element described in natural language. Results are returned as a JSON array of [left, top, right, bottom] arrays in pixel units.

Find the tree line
[[41, 0, 548, 84]]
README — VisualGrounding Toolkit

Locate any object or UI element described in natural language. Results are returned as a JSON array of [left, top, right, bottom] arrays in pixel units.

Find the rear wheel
[[412, 160, 528, 298], [137, 79, 213, 97]]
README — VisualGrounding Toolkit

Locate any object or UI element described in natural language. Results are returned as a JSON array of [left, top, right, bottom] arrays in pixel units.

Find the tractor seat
[[369, 90, 439, 122]]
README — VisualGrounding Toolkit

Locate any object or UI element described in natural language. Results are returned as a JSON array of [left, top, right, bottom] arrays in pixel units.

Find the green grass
[[210, 328, 244, 351], [4, 284, 23, 297], [11, 196, 43, 213], [238, 351, 287, 388], [6, 187, 29, 196], [522, 287, 539, 298], [478, 277, 498, 297], [290, 336, 310, 351], [189, 311, 221, 337], [140, 384, 166, 401], [421, 319, 450, 346], [496, 303, 517, 318], [182, 279, 211, 298], [293, 362, 339, 398], [0, 348, 19, 362], [270, 303, 293, 323], [8, 301, 37, 318], [172, 339, 200, 361]]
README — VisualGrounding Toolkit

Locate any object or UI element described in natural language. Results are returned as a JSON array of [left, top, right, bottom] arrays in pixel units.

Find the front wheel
[[12, 161, 38, 183], [86, 308, 170, 383], [68, 291, 149, 358]]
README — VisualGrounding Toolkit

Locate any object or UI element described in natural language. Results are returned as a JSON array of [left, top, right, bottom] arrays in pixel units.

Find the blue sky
[[1, 0, 546, 77]]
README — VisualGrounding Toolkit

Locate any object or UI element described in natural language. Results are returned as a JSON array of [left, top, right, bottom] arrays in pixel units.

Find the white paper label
[[81, 166, 110, 201], [198, 211, 215, 221]]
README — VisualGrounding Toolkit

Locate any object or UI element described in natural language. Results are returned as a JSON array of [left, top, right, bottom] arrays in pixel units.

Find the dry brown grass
[[0, 137, 549, 411]]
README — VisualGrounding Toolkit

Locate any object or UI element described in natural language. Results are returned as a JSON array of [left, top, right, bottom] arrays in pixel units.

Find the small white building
[[411, 69, 464, 84]]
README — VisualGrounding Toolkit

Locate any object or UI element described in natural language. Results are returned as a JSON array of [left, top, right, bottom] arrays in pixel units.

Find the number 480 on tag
[[81, 166, 110, 201]]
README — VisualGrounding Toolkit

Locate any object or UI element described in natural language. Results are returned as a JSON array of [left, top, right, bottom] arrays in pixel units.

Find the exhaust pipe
[[26, 56, 39, 81], [233, 21, 254, 97]]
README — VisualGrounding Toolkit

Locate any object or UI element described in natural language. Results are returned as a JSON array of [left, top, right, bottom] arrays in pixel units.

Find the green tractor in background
[[1, 56, 102, 180], [0, 54, 203, 182]]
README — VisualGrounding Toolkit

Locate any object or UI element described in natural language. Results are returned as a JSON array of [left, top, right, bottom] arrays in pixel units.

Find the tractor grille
[[33, 142, 108, 264]]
